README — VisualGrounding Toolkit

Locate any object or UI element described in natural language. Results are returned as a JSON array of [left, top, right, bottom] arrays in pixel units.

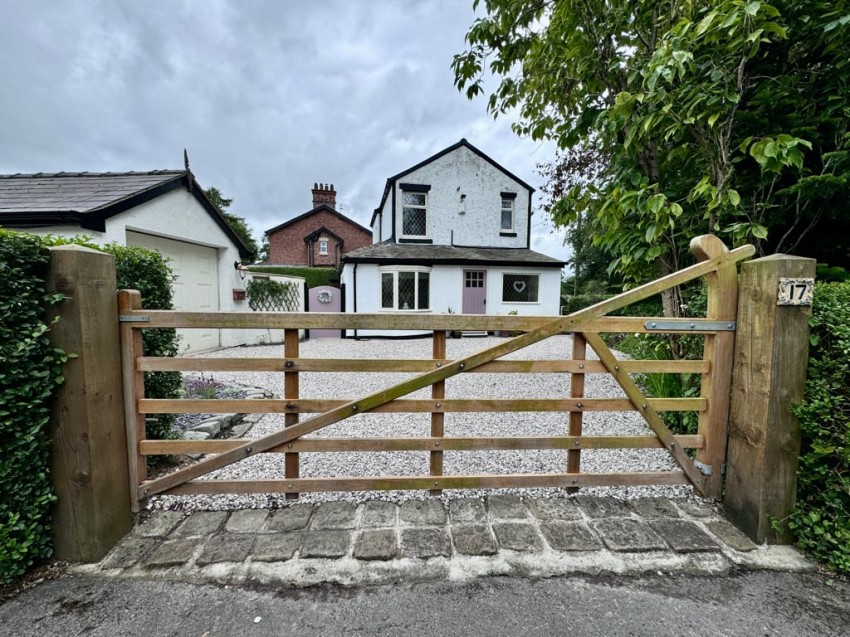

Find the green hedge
[[790, 281, 850, 573], [39, 238, 183, 442], [0, 231, 69, 584], [248, 265, 337, 289], [102, 244, 181, 442]]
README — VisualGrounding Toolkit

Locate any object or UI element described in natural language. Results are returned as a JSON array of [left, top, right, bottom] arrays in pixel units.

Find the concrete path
[[76, 496, 811, 588]]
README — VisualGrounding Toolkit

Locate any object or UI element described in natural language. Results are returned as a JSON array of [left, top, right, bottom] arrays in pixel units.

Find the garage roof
[[0, 170, 252, 258]]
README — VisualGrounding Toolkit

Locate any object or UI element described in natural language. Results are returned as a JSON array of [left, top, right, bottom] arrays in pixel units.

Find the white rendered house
[[341, 139, 565, 337]]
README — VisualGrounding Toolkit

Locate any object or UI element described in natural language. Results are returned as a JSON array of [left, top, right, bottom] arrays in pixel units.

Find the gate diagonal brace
[[583, 333, 707, 495], [137, 239, 754, 501]]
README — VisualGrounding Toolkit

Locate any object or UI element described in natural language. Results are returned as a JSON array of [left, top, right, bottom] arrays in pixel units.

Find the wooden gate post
[[46, 245, 131, 561], [725, 254, 816, 544]]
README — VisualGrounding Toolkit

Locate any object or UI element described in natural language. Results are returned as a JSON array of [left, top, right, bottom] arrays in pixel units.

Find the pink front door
[[308, 285, 341, 338], [462, 270, 486, 314]]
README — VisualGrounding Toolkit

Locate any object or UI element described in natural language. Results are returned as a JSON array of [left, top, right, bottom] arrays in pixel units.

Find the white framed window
[[500, 196, 515, 232], [402, 191, 427, 237], [319, 239, 329, 255], [502, 273, 539, 303], [380, 266, 431, 311]]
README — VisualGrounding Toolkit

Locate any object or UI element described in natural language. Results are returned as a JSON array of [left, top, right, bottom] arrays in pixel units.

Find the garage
[[126, 231, 221, 353]]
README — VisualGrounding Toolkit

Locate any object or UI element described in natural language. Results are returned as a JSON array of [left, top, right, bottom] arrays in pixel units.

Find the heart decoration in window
[[512, 280, 527, 293]]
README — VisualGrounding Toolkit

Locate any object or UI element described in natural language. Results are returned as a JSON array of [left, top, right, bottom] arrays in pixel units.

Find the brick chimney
[[311, 182, 336, 209]]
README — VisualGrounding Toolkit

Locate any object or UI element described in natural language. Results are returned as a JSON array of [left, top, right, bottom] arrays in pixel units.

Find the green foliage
[[39, 236, 183, 442], [101, 244, 182, 442], [204, 186, 260, 262], [0, 230, 68, 584], [607, 285, 707, 434], [816, 264, 850, 283], [790, 282, 850, 573], [457, 0, 850, 290], [246, 278, 301, 312], [614, 333, 702, 435], [248, 265, 338, 289]]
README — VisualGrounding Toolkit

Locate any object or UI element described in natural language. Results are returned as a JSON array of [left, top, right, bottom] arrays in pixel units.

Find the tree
[[454, 1, 850, 313], [204, 186, 260, 262]]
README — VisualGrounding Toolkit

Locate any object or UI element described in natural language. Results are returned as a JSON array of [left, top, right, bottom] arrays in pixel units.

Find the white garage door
[[126, 231, 220, 353]]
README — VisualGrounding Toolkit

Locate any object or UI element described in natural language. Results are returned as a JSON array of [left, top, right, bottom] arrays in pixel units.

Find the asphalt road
[[1, 571, 848, 637]]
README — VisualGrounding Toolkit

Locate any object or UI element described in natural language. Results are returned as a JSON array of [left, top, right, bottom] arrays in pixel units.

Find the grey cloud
[[0, 0, 569, 265]]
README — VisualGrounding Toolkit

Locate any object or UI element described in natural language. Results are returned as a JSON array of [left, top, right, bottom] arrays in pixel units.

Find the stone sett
[[449, 498, 487, 524], [226, 510, 270, 534], [540, 521, 603, 552], [677, 499, 716, 518], [102, 538, 159, 569], [704, 519, 758, 552], [268, 504, 314, 531], [170, 512, 228, 538], [630, 497, 680, 519], [134, 511, 185, 538], [360, 501, 397, 527], [487, 495, 527, 520], [353, 529, 398, 561], [400, 500, 446, 526], [593, 519, 667, 552], [527, 498, 581, 521], [451, 524, 497, 556], [575, 496, 633, 519], [311, 502, 356, 530], [144, 538, 204, 568], [400, 528, 451, 559], [252, 532, 303, 562], [196, 534, 255, 565], [650, 519, 720, 553], [300, 530, 351, 558], [492, 523, 543, 552]]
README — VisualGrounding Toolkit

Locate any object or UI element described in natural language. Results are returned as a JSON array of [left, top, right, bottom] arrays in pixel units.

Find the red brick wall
[[267, 209, 372, 267]]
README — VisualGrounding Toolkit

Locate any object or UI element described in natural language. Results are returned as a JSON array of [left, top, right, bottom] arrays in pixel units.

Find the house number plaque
[[777, 278, 814, 306]]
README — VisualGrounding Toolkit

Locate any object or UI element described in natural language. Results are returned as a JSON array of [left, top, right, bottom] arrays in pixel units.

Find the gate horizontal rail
[[138, 397, 706, 414], [140, 435, 704, 455], [119, 235, 754, 510], [137, 356, 710, 374]]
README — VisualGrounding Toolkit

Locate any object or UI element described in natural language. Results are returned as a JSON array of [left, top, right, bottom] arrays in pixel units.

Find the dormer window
[[400, 184, 430, 239], [500, 192, 517, 234], [402, 191, 427, 237]]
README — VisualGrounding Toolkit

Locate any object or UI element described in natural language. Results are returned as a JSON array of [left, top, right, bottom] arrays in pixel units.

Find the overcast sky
[[0, 0, 569, 264]]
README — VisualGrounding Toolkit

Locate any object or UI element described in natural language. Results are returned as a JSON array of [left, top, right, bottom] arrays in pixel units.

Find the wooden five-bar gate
[[119, 235, 755, 513]]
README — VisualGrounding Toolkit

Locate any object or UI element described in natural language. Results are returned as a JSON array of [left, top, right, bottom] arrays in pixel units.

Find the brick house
[[265, 184, 372, 268]]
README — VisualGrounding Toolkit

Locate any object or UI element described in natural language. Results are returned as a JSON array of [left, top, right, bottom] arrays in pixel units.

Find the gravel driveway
[[150, 335, 696, 511]]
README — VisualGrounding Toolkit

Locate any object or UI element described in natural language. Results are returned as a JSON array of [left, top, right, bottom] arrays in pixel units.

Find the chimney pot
[[312, 182, 337, 209]]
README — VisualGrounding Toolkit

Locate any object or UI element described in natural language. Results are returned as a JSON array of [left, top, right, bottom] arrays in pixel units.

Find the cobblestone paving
[[83, 496, 812, 588]]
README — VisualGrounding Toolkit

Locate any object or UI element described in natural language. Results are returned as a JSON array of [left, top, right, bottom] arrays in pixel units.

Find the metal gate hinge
[[694, 460, 712, 476], [644, 320, 736, 331], [694, 461, 727, 476], [119, 315, 150, 323]]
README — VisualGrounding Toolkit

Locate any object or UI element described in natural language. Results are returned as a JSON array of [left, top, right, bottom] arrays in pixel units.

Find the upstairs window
[[319, 239, 329, 255], [381, 267, 430, 311], [500, 197, 515, 231], [402, 191, 427, 237], [502, 273, 539, 303]]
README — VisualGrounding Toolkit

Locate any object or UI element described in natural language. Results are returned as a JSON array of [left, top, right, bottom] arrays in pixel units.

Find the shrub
[[248, 265, 336, 289], [789, 281, 850, 573], [101, 244, 182, 442], [0, 230, 69, 584], [40, 237, 182, 442], [246, 277, 301, 312]]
